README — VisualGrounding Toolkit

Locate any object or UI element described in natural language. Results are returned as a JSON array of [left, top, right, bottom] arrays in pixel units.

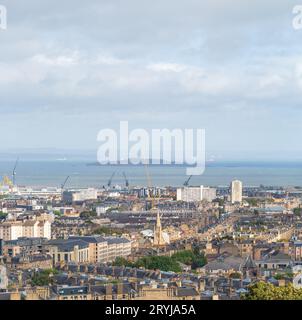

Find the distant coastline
[[0, 159, 301, 188]]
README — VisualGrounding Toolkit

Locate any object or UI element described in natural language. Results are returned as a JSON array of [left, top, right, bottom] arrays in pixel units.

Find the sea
[[0, 158, 301, 188]]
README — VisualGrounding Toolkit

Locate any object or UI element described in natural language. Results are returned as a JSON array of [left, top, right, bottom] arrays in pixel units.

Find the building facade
[[177, 186, 216, 202], [62, 189, 98, 204], [0, 220, 51, 241], [48, 236, 132, 265], [230, 180, 242, 204], [47, 239, 90, 265], [177, 186, 203, 202]]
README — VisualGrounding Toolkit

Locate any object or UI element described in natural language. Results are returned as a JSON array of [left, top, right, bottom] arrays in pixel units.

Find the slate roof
[[54, 285, 89, 296], [69, 235, 107, 244], [176, 287, 199, 297], [91, 283, 135, 295], [106, 237, 131, 245], [260, 252, 292, 263], [205, 254, 245, 272], [0, 293, 12, 300], [47, 239, 89, 251]]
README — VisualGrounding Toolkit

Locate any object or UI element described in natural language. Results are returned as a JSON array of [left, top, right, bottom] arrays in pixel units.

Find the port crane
[[183, 175, 192, 187], [107, 171, 116, 188], [12, 157, 19, 186], [61, 176, 70, 190], [144, 164, 159, 210], [123, 172, 129, 188]]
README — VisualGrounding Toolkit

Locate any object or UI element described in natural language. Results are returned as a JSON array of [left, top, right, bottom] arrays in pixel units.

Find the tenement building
[[47, 236, 131, 265], [0, 220, 51, 240]]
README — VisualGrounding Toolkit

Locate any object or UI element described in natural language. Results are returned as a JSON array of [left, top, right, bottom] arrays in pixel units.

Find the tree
[[113, 257, 134, 268], [0, 212, 7, 219], [80, 210, 97, 219], [172, 250, 195, 265], [242, 282, 302, 300], [170, 250, 207, 270], [229, 272, 241, 279], [53, 210, 62, 217], [93, 226, 124, 236], [113, 250, 207, 273], [293, 208, 302, 216], [135, 256, 182, 273], [31, 269, 59, 287], [246, 198, 258, 207], [254, 209, 260, 216], [191, 256, 207, 269]]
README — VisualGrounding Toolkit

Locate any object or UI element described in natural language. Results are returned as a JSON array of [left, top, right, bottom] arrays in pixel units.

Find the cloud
[[31, 53, 80, 67], [0, 0, 301, 158]]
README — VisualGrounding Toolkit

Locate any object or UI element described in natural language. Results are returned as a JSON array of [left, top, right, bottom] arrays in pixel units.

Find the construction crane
[[61, 176, 70, 190], [183, 175, 192, 187], [144, 164, 157, 210], [107, 171, 116, 188], [12, 157, 19, 186], [123, 172, 129, 188], [1, 176, 13, 187]]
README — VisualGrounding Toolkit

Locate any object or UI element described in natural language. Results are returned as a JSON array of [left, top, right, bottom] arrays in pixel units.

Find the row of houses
[[1, 235, 132, 266], [0, 282, 201, 301]]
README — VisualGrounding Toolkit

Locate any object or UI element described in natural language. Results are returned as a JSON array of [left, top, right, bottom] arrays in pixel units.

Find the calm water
[[0, 160, 301, 188]]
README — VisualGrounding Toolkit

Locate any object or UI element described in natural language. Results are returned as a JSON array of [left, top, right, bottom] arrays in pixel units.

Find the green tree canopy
[[31, 269, 59, 287], [243, 282, 302, 300], [112, 250, 207, 273]]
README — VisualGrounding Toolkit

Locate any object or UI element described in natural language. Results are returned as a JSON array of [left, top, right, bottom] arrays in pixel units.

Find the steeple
[[153, 211, 164, 246]]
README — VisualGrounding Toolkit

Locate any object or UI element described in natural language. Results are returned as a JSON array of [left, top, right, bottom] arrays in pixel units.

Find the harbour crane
[[144, 164, 157, 210], [107, 171, 116, 188], [61, 176, 70, 190], [12, 157, 19, 186], [183, 175, 192, 187], [123, 172, 129, 188]]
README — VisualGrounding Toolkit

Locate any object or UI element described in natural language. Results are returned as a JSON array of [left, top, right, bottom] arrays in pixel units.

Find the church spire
[[153, 211, 164, 246]]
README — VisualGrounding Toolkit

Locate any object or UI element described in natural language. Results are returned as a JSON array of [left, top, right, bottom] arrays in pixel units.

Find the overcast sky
[[0, 0, 301, 160]]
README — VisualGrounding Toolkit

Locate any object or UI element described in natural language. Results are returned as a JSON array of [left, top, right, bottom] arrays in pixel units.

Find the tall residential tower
[[230, 180, 242, 204]]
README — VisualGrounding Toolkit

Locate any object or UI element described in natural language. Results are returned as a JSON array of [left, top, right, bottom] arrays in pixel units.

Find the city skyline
[[1, 0, 302, 305]]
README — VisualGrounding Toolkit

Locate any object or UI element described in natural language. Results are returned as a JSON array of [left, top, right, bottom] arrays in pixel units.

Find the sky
[[0, 0, 302, 161]]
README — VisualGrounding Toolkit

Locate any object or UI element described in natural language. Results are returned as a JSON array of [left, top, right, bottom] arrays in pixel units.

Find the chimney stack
[[106, 283, 113, 297], [117, 283, 123, 295]]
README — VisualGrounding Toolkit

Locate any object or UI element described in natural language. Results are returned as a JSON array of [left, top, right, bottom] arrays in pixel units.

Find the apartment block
[[177, 186, 216, 202], [62, 236, 132, 264], [0, 220, 51, 241]]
